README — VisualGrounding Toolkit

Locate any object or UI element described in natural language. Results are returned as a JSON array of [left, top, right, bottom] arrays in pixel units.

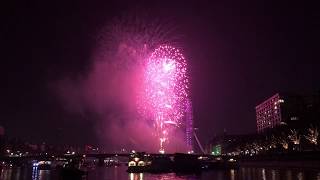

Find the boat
[[127, 152, 151, 173]]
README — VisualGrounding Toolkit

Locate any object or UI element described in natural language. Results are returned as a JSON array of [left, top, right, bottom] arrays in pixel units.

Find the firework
[[142, 45, 189, 152], [95, 12, 191, 152]]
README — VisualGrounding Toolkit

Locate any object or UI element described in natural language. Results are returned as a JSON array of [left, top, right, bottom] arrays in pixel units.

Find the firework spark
[[96, 12, 177, 69], [141, 45, 189, 152]]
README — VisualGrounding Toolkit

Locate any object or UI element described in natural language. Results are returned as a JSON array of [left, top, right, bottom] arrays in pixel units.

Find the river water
[[1, 166, 320, 180]]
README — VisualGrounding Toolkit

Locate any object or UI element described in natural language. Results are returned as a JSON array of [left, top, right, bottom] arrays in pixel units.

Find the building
[[255, 92, 320, 133], [256, 93, 283, 133], [185, 99, 193, 153]]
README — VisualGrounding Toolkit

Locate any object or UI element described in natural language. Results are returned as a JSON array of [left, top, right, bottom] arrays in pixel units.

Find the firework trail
[[141, 45, 189, 152]]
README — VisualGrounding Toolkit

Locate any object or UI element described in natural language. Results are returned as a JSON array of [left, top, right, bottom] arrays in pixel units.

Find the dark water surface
[[1, 166, 320, 180]]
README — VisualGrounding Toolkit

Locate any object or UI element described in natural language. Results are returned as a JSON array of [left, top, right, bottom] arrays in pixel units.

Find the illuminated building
[[185, 99, 193, 153], [255, 92, 320, 133], [211, 145, 221, 156], [256, 93, 284, 133]]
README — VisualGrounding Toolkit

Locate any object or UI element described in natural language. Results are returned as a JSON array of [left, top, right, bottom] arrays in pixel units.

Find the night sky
[[1, 0, 319, 148]]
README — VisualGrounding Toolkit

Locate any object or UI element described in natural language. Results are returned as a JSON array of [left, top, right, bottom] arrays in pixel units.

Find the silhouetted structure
[[205, 133, 255, 155]]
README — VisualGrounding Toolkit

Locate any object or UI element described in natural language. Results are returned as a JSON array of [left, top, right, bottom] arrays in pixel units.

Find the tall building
[[255, 93, 306, 133], [185, 99, 193, 152]]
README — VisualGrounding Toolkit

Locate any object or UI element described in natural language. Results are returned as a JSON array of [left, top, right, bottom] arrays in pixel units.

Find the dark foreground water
[[1, 166, 320, 180]]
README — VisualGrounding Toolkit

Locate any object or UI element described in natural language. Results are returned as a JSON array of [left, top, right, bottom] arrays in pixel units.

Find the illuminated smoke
[[55, 12, 191, 153]]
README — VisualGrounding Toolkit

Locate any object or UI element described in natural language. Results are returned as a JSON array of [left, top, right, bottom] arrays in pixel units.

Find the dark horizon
[[1, 0, 319, 149]]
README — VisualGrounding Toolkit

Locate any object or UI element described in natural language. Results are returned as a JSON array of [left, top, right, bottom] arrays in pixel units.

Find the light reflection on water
[[262, 168, 266, 180], [32, 167, 39, 180], [1, 166, 320, 180]]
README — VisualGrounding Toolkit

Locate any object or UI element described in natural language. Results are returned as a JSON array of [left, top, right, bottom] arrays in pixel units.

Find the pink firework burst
[[142, 45, 189, 152]]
